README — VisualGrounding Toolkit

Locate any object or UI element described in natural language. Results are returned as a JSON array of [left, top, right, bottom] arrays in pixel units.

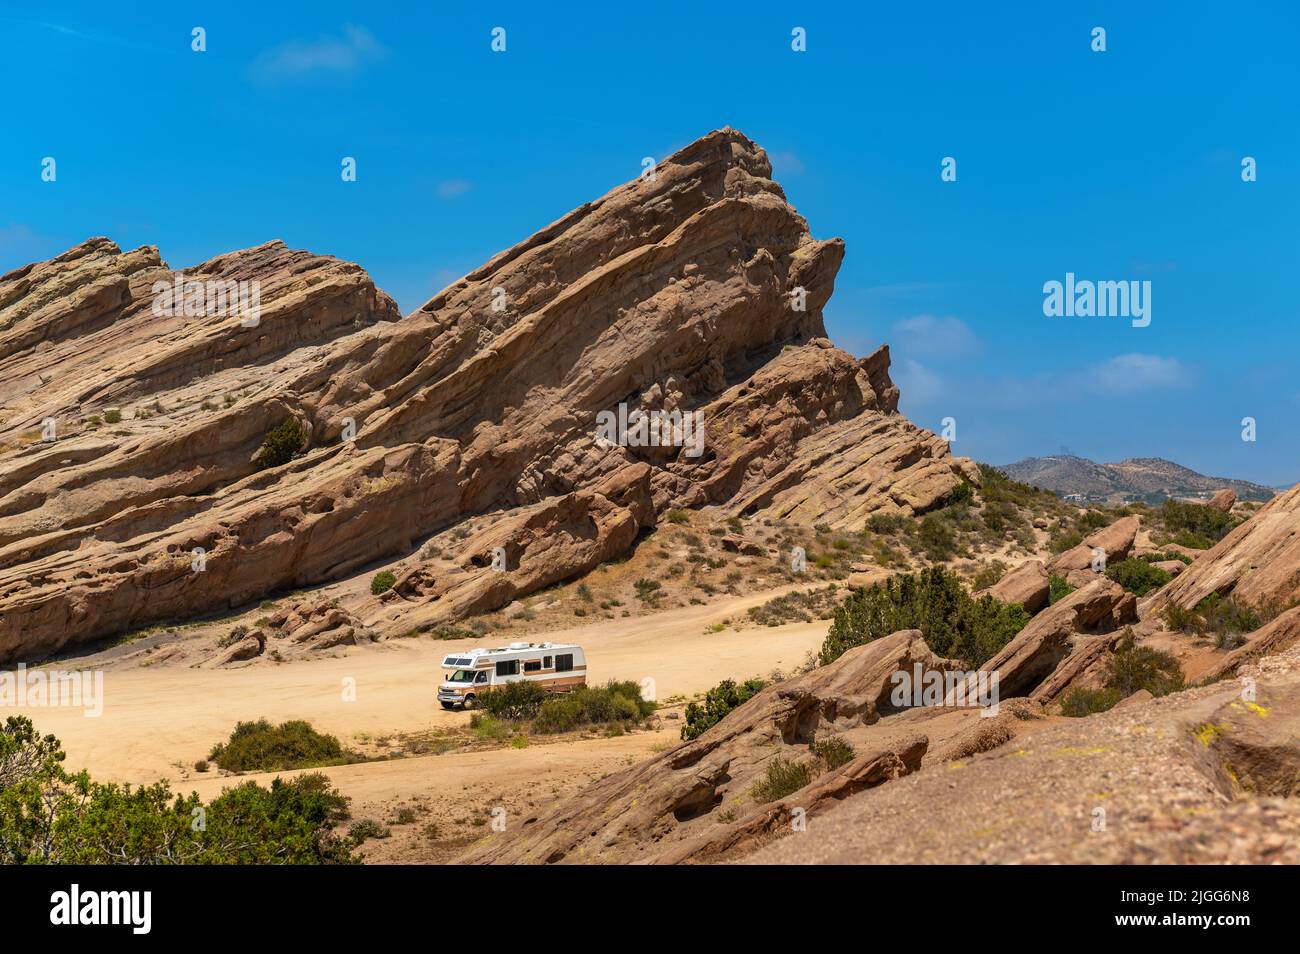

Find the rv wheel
[[462, 694, 476, 710]]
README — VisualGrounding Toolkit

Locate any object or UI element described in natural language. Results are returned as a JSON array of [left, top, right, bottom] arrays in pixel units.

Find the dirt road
[[9, 586, 825, 786]]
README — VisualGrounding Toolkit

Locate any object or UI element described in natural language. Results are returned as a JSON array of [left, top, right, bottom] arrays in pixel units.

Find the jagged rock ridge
[[0, 128, 975, 662]]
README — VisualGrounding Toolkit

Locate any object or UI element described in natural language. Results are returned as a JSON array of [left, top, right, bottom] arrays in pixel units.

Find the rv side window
[[555, 654, 573, 673], [543, 656, 552, 668], [523, 659, 542, 673], [496, 660, 519, 677]]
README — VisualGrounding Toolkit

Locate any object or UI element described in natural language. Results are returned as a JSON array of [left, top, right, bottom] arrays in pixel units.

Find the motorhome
[[437, 642, 587, 710]]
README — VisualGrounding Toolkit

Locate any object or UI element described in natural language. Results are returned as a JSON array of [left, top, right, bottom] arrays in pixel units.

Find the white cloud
[[436, 179, 473, 200], [1088, 353, 1194, 393], [893, 357, 946, 406], [891, 314, 980, 360], [249, 25, 386, 81]]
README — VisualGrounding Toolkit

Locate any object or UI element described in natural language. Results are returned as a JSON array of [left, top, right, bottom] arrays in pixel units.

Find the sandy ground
[[9, 585, 824, 786]]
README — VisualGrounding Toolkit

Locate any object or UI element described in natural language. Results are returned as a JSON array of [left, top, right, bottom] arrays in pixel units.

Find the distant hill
[[998, 455, 1277, 504]]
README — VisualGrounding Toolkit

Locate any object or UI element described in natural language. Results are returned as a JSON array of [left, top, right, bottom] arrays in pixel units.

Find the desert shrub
[[948, 480, 974, 506], [477, 680, 549, 721], [917, 513, 957, 561], [971, 561, 1007, 591], [1105, 558, 1172, 597], [576, 582, 593, 601], [811, 736, 855, 771], [1159, 499, 1233, 543], [1105, 636, 1184, 697], [681, 677, 767, 741], [0, 718, 356, 864], [866, 513, 907, 535], [1060, 687, 1122, 717], [633, 578, 662, 602], [666, 509, 690, 524], [348, 819, 390, 842], [370, 570, 396, 595], [103, 408, 122, 424], [1049, 574, 1076, 604], [253, 417, 307, 470], [208, 718, 354, 773], [819, 567, 1028, 669], [469, 713, 510, 740], [1169, 530, 1215, 550], [1140, 551, 1193, 566], [1049, 527, 1085, 553], [533, 681, 653, 734], [750, 757, 814, 804]]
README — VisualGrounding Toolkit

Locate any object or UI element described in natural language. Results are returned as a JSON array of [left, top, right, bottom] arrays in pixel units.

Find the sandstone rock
[[1152, 559, 1186, 577], [1047, 515, 1140, 575], [745, 644, 1300, 865], [1208, 489, 1237, 513], [949, 578, 1134, 701], [1144, 483, 1300, 618], [212, 629, 265, 666], [455, 629, 948, 864], [1201, 605, 1300, 681], [979, 559, 1049, 614], [0, 128, 974, 663], [1113, 688, 1153, 709]]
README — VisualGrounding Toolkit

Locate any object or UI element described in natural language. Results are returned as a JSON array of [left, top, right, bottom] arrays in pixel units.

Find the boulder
[[1047, 515, 1140, 575], [1208, 489, 1237, 513], [979, 559, 1049, 614]]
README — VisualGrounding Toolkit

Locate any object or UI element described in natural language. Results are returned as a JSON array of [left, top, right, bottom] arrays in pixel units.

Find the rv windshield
[[447, 669, 477, 683]]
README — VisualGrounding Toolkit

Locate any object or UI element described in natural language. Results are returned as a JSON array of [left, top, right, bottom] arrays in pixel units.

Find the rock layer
[[0, 128, 973, 662]]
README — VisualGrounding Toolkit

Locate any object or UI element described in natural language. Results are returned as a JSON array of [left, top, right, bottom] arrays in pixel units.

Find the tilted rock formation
[[457, 629, 952, 865], [0, 128, 974, 662], [748, 644, 1300, 864], [1047, 515, 1140, 576], [947, 577, 1136, 703], [978, 558, 1049, 614], [1144, 483, 1300, 617]]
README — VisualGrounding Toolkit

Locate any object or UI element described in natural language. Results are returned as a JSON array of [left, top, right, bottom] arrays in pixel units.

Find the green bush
[[666, 509, 690, 524], [0, 717, 356, 864], [532, 681, 654, 734], [253, 417, 307, 470], [1049, 574, 1076, 604], [681, 677, 767, 741], [819, 567, 1028, 669], [208, 718, 354, 773], [103, 408, 122, 424], [1105, 558, 1172, 596], [917, 513, 957, 562], [1106, 636, 1184, 697], [811, 736, 855, 770], [478, 680, 549, 721], [750, 757, 814, 804], [1159, 499, 1233, 543], [370, 570, 397, 595], [1060, 687, 1122, 717]]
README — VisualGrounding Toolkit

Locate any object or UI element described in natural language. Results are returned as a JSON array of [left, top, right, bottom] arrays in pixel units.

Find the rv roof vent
[[509, 642, 530, 650]]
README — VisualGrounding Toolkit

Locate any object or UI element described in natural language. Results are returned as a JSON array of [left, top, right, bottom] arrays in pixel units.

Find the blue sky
[[2, 1, 1296, 486]]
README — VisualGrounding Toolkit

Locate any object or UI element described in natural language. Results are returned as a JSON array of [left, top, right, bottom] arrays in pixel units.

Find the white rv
[[437, 642, 587, 710]]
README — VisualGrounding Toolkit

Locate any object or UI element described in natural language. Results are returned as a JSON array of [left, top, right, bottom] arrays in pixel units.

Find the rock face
[[747, 644, 1300, 864], [1208, 488, 1237, 513], [0, 128, 975, 662], [979, 559, 1049, 614], [456, 630, 951, 865], [949, 577, 1136, 702], [1144, 483, 1300, 617], [1047, 515, 1140, 576]]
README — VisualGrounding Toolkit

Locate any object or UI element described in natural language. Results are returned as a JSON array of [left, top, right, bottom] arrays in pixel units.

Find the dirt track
[[8, 587, 825, 800]]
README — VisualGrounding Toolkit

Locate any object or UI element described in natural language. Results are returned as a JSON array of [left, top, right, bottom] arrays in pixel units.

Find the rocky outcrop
[[746, 644, 1300, 864], [979, 559, 1049, 614], [1047, 515, 1140, 575], [1144, 483, 1300, 617], [1208, 489, 1237, 513], [0, 128, 974, 662], [948, 578, 1136, 701], [456, 629, 951, 864], [1201, 605, 1300, 681]]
